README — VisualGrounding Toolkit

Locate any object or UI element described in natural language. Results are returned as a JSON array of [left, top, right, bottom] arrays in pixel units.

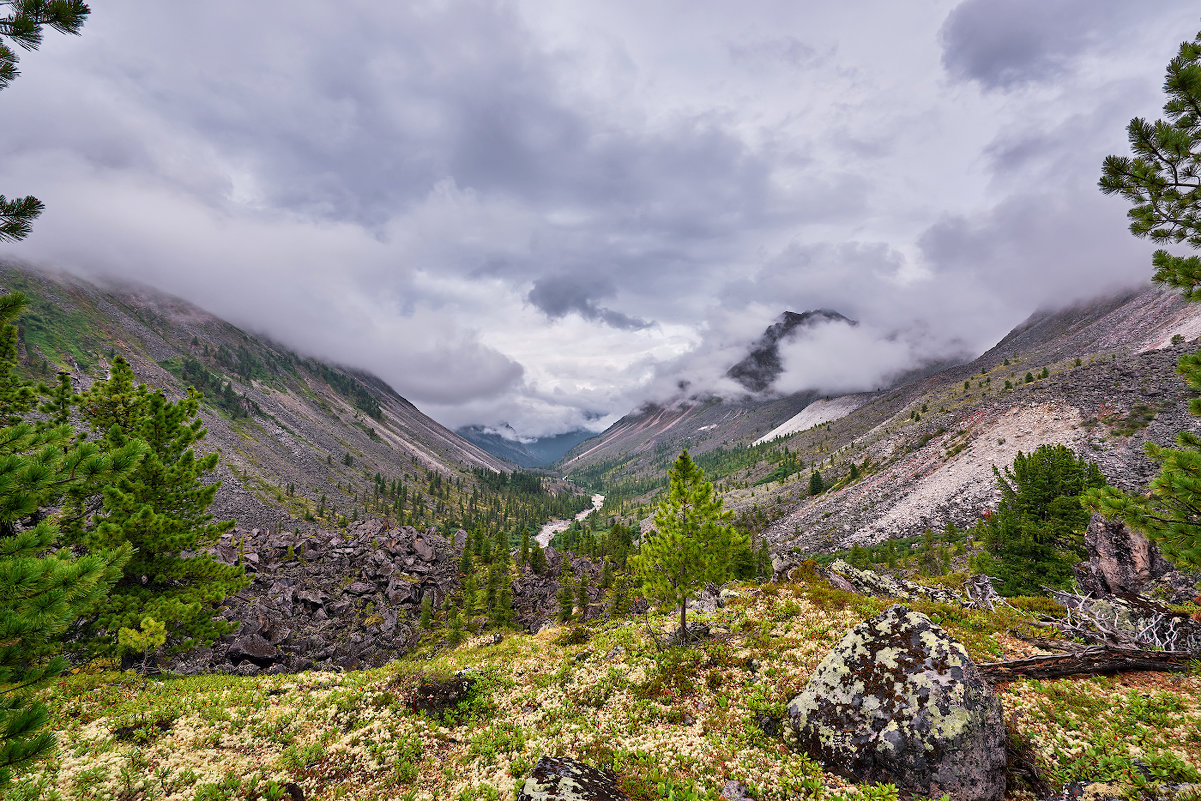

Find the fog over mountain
[[0, 2, 1194, 438]]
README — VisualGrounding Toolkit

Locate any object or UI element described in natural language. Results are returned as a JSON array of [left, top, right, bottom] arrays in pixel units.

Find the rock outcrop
[[825, 560, 965, 605], [1074, 513, 1197, 602], [511, 548, 606, 633], [787, 605, 1007, 801], [171, 520, 456, 674], [516, 756, 629, 801], [168, 519, 614, 675]]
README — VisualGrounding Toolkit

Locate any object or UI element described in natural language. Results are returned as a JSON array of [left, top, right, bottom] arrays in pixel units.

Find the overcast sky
[[1, 2, 1196, 438]]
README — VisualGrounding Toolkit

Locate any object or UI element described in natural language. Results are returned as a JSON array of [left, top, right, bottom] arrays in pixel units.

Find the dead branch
[[978, 646, 1196, 684], [1048, 589, 1201, 652]]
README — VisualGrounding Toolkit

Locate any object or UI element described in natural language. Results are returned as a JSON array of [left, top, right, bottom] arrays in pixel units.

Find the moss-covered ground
[[10, 579, 1201, 801]]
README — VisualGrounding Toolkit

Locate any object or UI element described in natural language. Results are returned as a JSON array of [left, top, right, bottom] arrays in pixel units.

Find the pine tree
[[1, 1, 90, 242], [65, 356, 247, 657], [459, 542, 473, 575], [557, 564, 575, 623], [1086, 31, 1201, 567], [974, 444, 1106, 595], [808, 471, 824, 496], [631, 450, 745, 637], [0, 293, 145, 787]]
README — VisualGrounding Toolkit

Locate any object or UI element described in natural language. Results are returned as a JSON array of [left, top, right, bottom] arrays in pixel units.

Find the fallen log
[[978, 646, 1196, 684]]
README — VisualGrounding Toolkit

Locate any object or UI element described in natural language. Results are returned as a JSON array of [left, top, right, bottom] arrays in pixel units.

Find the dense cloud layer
[[0, 2, 1197, 437]]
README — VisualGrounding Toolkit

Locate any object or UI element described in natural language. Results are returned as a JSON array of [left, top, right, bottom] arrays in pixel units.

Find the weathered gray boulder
[[227, 634, 278, 667], [516, 756, 629, 800], [787, 604, 1006, 801], [1074, 513, 1196, 602], [827, 559, 962, 605]]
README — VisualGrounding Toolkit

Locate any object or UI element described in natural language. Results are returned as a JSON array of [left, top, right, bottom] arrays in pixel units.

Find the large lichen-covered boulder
[[516, 756, 629, 800], [787, 604, 1006, 801]]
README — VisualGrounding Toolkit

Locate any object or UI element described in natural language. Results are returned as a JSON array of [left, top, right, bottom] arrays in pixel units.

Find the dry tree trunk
[[978, 646, 1195, 684]]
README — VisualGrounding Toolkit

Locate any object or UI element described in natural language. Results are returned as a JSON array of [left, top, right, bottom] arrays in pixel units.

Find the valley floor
[[15, 576, 1201, 801]]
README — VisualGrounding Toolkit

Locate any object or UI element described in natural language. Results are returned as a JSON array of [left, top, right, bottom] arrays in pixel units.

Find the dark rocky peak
[[727, 309, 856, 393]]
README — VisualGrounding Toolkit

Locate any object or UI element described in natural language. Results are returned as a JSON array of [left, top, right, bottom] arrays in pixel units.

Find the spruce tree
[[419, 594, 433, 629], [462, 571, 479, 618], [0, 293, 145, 787], [65, 356, 247, 657], [487, 562, 513, 629], [611, 574, 631, 615], [599, 556, 614, 589], [447, 606, 464, 645], [757, 538, 772, 580], [557, 564, 575, 623], [631, 450, 745, 637], [529, 541, 548, 575], [808, 471, 824, 496]]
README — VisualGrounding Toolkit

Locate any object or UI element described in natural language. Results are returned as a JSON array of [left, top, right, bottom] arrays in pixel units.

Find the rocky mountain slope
[[0, 264, 551, 535], [562, 285, 1201, 554]]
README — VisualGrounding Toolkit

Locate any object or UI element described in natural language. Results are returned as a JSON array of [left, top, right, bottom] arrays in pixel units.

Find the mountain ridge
[[0, 264, 568, 536], [560, 284, 1201, 549]]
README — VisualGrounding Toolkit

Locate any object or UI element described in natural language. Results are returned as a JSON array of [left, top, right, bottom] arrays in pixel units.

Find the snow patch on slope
[[755, 395, 870, 444]]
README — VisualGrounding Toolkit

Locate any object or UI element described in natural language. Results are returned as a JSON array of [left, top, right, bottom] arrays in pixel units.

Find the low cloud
[[0, 2, 1196, 439], [772, 320, 925, 396], [527, 275, 652, 330]]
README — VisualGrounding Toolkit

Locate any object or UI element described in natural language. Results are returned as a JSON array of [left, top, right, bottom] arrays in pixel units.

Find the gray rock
[[413, 536, 435, 562], [516, 756, 629, 800], [720, 781, 753, 801], [1075, 513, 1197, 602], [827, 560, 961, 605], [228, 634, 278, 667], [686, 584, 720, 614], [787, 604, 1006, 801]]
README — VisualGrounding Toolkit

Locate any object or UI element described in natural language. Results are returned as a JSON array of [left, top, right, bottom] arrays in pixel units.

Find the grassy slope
[[14, 576, 1201, 801]]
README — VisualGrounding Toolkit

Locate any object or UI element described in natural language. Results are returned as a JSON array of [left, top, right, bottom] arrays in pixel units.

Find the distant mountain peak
[[727, 309, 856, 392], [456, 425, 596, 469]]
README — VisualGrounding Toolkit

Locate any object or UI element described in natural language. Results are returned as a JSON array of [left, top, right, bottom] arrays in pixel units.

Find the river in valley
[[536, 493, 604, 547]]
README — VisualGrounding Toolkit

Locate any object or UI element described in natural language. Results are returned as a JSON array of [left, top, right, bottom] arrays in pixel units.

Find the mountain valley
[[9, 264, 1201, 801]]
